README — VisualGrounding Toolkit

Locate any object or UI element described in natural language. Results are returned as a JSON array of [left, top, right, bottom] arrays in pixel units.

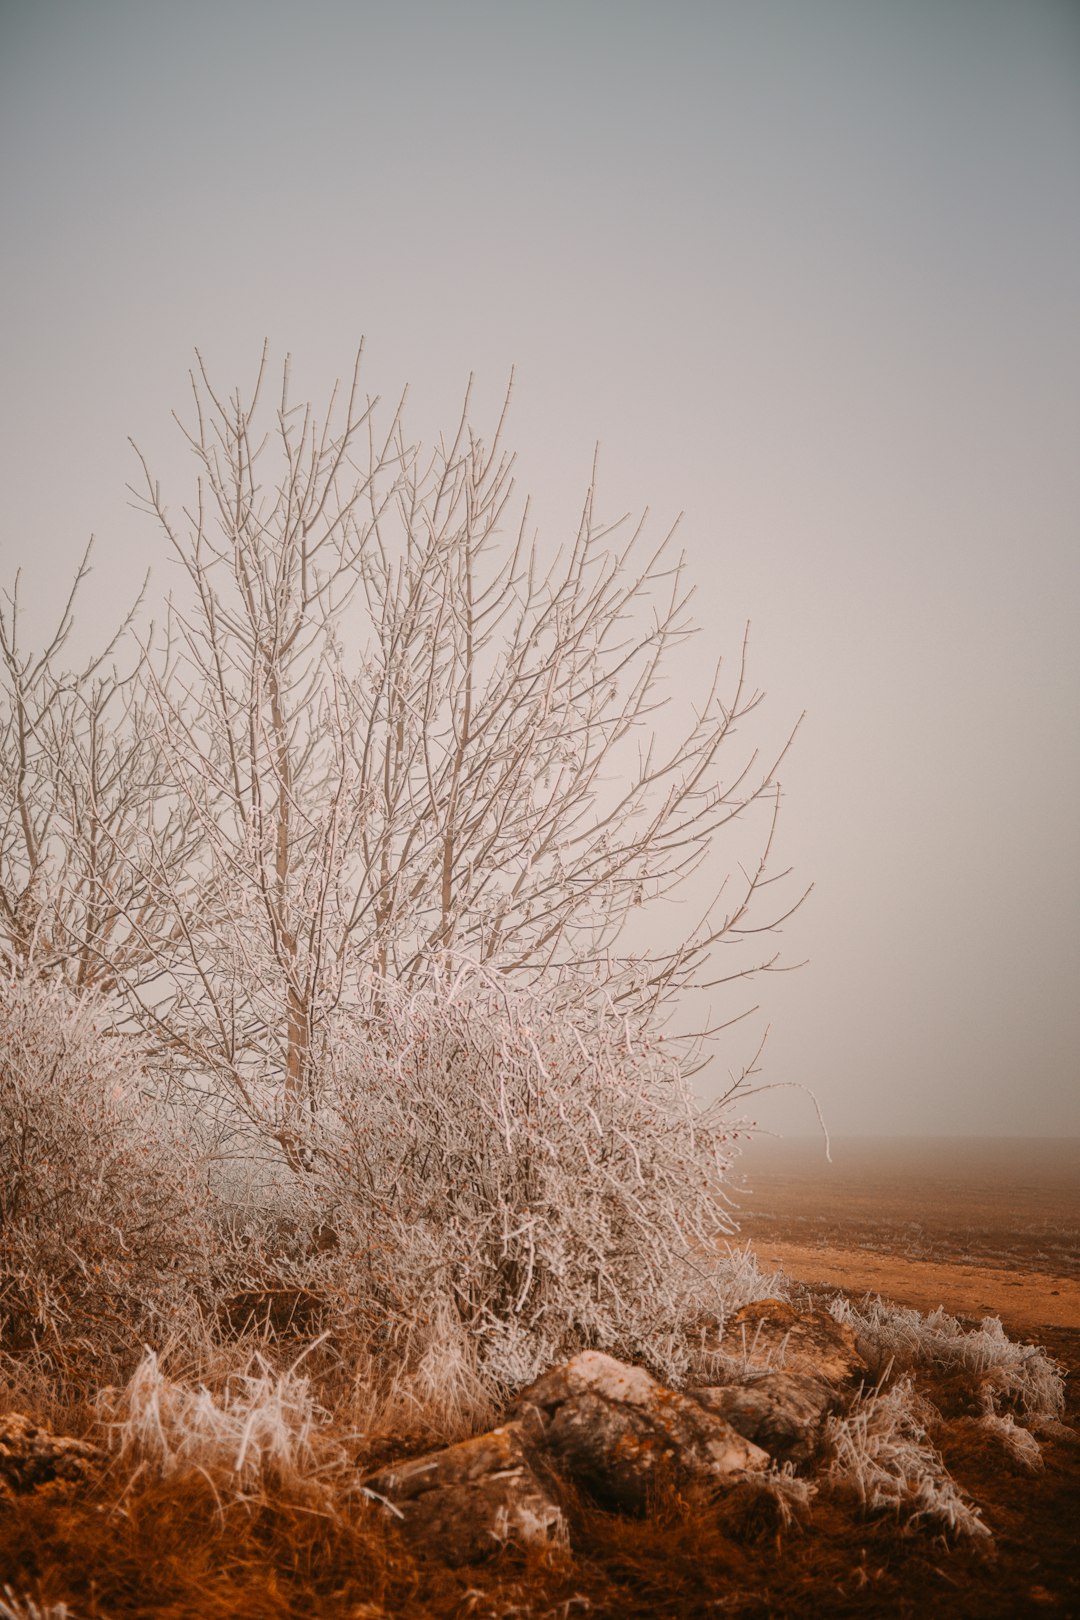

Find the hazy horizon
[[2, 0, 1077, 1136], [743, 1132, 1080, 1141]]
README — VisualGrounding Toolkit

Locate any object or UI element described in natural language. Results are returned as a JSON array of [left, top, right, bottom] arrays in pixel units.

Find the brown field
[[733, 1134, 1080, 1332]]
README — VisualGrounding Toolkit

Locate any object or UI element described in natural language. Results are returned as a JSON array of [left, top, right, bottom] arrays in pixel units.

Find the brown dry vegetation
[[3, 1122, 1076, 1618], [1, 1307, 1076, 1618]]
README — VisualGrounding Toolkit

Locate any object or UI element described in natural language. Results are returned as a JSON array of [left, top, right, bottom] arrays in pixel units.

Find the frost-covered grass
[[823, 1376, 991, 1540], [828, 1296, 1065, 1419], [96, 1346, 344, 1504], [731, 1462, 817, 1533], [0, 1594, 71, 1620], [355, 1299, 501, 1445], [963, 1412, 1045, 1472]]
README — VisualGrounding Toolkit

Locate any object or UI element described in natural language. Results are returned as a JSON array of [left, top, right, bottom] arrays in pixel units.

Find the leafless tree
[[3, 347, 806, 1165], [0, 548, 198, 993]]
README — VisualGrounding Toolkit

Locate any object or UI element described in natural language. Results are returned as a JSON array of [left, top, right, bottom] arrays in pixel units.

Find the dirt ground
[[734, 1134, 1080, 1328], [749, 1238, 1080, 1331]]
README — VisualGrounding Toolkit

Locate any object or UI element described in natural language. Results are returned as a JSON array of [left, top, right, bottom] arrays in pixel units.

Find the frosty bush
[[0, 978, 206, 1365], [828, 1296, 1065, 1420], [824, 1376, 990, 1540], [303, 958, 761, 1389]]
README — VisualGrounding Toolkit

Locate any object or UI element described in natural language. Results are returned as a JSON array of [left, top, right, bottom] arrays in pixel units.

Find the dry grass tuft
[[713, 1463, 817, 1541], [823, 1375, 990, 1540], [0, 1593, 71, 1620], [828, 1296, 1065, 1421], [96, 1344, 346, 1506], [950, 1412, 1045, 1473]]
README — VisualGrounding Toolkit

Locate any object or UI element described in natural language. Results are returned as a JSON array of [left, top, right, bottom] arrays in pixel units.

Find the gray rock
[[0, 1413, 101, 1498], [510, 1350, 769, 1511], [689, 1371, 839, 1463], [363, 1419, 567, 1564]]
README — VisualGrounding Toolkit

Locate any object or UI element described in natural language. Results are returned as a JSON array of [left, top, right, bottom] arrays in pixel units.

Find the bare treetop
[[1, 348, 807, 1158]]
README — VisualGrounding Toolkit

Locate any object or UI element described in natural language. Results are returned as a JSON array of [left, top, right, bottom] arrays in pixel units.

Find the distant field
[[730, 1136, 1080, 1333]]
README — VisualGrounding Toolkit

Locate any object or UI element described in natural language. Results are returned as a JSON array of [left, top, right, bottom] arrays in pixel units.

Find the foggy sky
[[2, 0, 1077, 1135]]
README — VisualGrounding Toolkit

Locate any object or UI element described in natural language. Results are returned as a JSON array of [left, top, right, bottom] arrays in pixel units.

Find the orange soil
[[752, 1239, 1080, 1332], [735, 1135, 1079, 1335]]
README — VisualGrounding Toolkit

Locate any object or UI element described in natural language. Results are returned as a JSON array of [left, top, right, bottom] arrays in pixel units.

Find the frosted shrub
[[0, 978, 206, 1364], [828, 1297, 1065, 1420], [824, 1377, 990, 1540], [306, 959, 762, 1389]]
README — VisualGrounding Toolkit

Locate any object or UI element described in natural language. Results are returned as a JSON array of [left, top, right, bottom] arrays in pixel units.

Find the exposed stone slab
[[0, 1413, 102, 1498], [511, 1350, 769, 1511], [363, 1420, 567, 1564], [689, 1370, 839, 1463]]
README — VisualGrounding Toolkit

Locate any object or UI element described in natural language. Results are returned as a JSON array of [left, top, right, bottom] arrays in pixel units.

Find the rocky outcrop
[[362, 1419, 567, 1564], [689, 1370, 839, 1463], [717, 1299, 867, 1387], [2, 1296, 1042, 1586], [363, 1313, 861, 1542], [0, 1412, 102, 1498], [509, 1349, 770, 1511]]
